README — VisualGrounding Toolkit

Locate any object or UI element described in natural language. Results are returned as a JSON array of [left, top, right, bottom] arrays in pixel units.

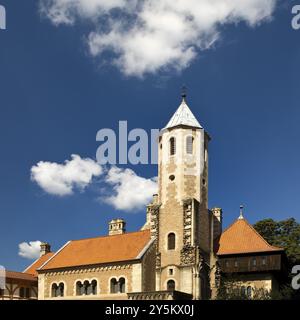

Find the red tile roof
[[216, 218, 283, 255], [24, 252, 55, 276], [6, 271, 37, 282], [39, 230, 151, 271]]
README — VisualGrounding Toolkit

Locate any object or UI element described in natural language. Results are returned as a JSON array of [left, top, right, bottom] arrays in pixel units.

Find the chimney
[[109, 219, 126, 236], [211, 207, 223, 240], [40, 242, 51, 257]]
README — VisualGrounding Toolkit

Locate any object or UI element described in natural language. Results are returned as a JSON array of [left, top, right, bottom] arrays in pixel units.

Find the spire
[[238, 205, 244, 220], [163, 89, 202, 130], [181, 85, 187, 101]]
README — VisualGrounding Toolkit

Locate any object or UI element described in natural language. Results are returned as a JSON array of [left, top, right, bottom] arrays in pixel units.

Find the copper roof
[[39, 230, 151, 271], [216, 218, 283, 255], [6, 271, 37, 282], [24, 252, 55, 276]]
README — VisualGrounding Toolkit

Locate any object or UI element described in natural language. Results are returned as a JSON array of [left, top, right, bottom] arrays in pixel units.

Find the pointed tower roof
[[216, 217, 283, 255], [164, 94, 203, 130]]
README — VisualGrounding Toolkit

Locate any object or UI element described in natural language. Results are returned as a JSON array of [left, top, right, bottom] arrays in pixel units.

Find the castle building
[[22, 94, 286, 300]]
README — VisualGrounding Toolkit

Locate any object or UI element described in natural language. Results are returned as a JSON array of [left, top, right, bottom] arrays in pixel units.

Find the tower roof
[[164, 97, 203, 130], [216, 217, 283, 255]]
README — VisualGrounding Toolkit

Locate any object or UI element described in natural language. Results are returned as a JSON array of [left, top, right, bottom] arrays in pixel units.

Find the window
[[110, 278, 118, 294], [241, 286, 246, 298], [76, 281, 83, 296], [0, 288, 4, 296], [225, 260, 229, 267], [119, 278, 125, 293], [91, 280, 97, 295], [110, 278, 125, 294], [246, 286, 252, 299], [234, 260, 238, 267], [186, 136, 194, 154], [167, 280, 175, 291], [169, 268, 174, 276], [262, 256, 266, 266], [168, 233, 175, 250], [169, 137, 176, 156], [76, 280, 97, 296], [51, 283, 64, 297], [252, 258, 257, 266]]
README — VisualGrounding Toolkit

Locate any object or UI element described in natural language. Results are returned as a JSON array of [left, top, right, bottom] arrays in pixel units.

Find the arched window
[[91, 280, 97, 295], [52, 283, 64, 297], [247, 286, 252, 299], [110, 278, 118, 294], [241, 286, 246, 298], [58, 283, 64, 297], [76, 281, 82, 296], [51, 284, 58, 297], [169, 137, 176, 156], [83, 280, 90, 295], [186, 136, 194, 154], [167, 280, 175, 291], [167, 233, 175, 250], [119, 278, 125, 293]]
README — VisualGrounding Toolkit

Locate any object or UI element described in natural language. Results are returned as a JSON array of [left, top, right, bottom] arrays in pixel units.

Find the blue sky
[[0, 0, 300, 271]]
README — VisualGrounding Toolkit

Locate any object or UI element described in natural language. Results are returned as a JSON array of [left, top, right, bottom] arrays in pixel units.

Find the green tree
[[254, 218, 300, 300], [253, 218, 300, 265]]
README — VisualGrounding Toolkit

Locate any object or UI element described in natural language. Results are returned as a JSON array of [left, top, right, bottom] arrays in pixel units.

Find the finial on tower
[[181, 85, 187, 101], [238, 205, 244, 220]]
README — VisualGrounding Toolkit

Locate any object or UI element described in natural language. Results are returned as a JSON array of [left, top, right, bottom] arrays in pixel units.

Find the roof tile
[[216, 218, 283, 255], [39, 230, 151, 271]]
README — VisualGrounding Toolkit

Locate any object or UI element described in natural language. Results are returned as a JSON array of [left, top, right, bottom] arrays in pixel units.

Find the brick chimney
[[108, 219, 126, 236], [40, 242, 51, 257]]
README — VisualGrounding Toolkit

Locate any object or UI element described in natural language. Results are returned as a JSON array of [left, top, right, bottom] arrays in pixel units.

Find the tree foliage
[[253, 218, 300, 265]]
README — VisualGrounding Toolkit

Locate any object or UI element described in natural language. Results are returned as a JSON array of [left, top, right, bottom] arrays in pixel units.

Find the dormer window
[[169, 137, 176, 156]]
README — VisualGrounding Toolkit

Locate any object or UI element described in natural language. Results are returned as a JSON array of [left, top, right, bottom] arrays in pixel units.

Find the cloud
[[39, 0, 277, 77], [31, 155, 157, 212], [103, 166, 157, 211], [18, 241, 41, 260], [31, 154, 102, 196]]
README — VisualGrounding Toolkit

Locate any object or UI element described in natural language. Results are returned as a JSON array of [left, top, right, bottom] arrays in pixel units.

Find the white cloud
[[18, 241, 41, 260], [103, 166, 157, 211], [39, 0, 277, 77], [30, 154, 157, 212], [31, 154, 102, 196]]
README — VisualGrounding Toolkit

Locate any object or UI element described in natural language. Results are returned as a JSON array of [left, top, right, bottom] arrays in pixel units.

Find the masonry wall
[[39, 262, 142, 300]]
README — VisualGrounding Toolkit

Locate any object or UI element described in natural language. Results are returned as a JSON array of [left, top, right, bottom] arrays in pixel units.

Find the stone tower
[[147, 92, 211, 299]]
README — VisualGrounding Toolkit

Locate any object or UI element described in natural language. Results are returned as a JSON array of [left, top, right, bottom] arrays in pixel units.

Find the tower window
[[169, 268, 174, 276], [167, 233, 176, 250], [169, 137, 176, 156], [169, 175, 175, 181], [186, 136, 194, 154], [167, 280, 175, 291]]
